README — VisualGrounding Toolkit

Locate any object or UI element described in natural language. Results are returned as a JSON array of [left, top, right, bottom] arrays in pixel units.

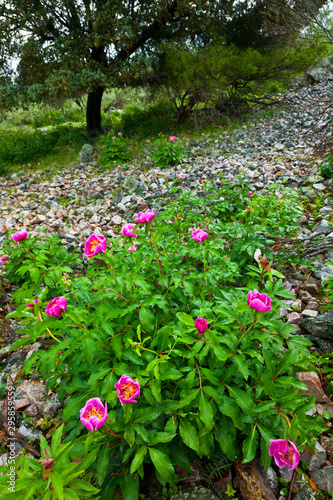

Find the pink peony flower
[[195, 317, 207, 334], [136, 209, 155, 224], [0, 255, 8, 263], [248, 191, 253, 196], [176, 173, 186, 178], [121, 223, 140, 238], [84, 234, 107, 258], [192, 229, 208, 242], [112, 136, 116, 140], [115, 374, 140, 406], [269, 439, 300, 471], [0, 224, 11, 233], [247, 290, 272, 312], [49, 115, 51, 119], [129, 245, 137, 252], [11, 230, 28, 242], [118, 132, 123, 136], [45, 296, 67, 317], [80, 397, 108, 433], [169, 136, 176, 141], [27, 298, 40, 310]]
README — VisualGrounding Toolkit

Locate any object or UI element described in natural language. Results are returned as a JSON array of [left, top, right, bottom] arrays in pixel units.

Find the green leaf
[[64, 489, 80, 500], [270, 268, 285, 279], [233, 354, 249, 380], [69, 480, 99, 493], [235, 302, 248, 313], [119, 474, 139, 500], [176, 312, 195, 326], [30, 267, 40, 284], [322, 411, 332, 419], [227, 386, 254, 413], [51, 424, 63, 457], [82, 337, 95, 365], [139, 306, 155, 333], [199, 393, 214, 431], [130, 446, 147, 474], [148, 448, 175, 484], [179, 419, 199, 451], [242, 426, 258, 463], [50, 472, 64, 500], [275, 350, 298, 378], [97, 445, 110, 485], [124, 426, 135, 447]]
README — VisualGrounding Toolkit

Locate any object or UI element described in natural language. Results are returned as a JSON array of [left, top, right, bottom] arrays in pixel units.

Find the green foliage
[[99, 133, 132, 165], [1, 181, 327, 499], [319, 158, 333, 179], [151, 134, 185, 168], [0, 424, 99, 498], [158, 40, 323, 124], [120, 100, 176, 138], [0, 125, 88, 168]]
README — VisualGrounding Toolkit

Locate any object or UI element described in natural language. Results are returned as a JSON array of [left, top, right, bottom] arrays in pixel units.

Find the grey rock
[[300, 441, 326, 471], [315, 224, 332, 234], [112, 215, 122, 225], [312, 262, 333, 282], [17, 424, 42, 441], [304, 174, 324, 185], [294, 490, 315, 500], [280, 465, 293, 482], [42, 394, 62, 419], [321, 435, 333, 459], [302, 312, 333, 338], [266, 467, 279, 496], [313, 183, 326, 191], [310, 466, 333, 491], [171, 485, 219, 500], [301, 309, 318, 318], [79, 144, 96, 164]]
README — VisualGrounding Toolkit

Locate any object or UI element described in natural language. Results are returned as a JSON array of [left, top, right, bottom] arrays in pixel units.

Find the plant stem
[[236, 317, 257, 347], [150, 230, 162, 279], [288, 470, 297, 500]]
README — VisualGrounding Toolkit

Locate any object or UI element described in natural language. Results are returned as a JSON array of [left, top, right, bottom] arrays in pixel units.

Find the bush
[[120, 100, 176, 138], [0, 183, 327, 499], [0, 124, 88, 168], [151, 134, 185, 168], [99, 132, 132, 165]]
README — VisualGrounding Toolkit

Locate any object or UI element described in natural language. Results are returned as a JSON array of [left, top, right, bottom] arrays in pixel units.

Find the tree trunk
[[86, 85, 104, 137]]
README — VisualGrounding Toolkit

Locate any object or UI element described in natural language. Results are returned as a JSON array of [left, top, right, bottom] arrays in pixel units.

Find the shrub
[[99, 132, 132, 165], [0, 124, 87, 168], [120, 100, 176, 138], [151, 134, 185, 168], [0, 183, 327, 499]]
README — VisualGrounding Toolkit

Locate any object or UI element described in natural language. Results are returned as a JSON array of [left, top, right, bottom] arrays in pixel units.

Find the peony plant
[[1, 182, 327, 500]]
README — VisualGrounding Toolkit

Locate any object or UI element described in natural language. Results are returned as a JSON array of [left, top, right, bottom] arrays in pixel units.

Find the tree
[[0, 0, 233, 136], [0, 0, 328, 136]]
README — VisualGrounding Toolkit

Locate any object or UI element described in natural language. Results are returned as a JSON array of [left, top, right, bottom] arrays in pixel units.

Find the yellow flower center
[[90, 239, 99, 252], [122, 383, 136, 399], [86, 406, 104, 420], [278, 450, 294, 464]]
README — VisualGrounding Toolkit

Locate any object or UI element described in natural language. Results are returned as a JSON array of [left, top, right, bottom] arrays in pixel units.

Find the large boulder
[[301, 312, 333, 339]]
